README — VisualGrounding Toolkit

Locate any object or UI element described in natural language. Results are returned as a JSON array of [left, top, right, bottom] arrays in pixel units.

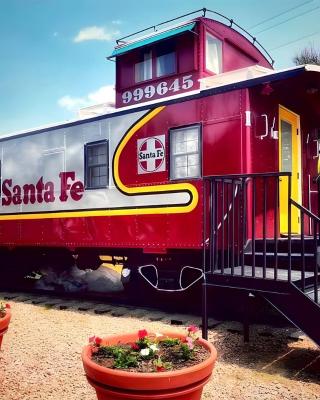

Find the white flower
[[140, 348, 150, 356], [149, 344, 159, 352]]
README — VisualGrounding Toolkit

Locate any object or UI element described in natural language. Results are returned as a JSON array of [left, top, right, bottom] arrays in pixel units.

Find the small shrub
[[293, 46, 320, 66], [0, 303, 10, 318]]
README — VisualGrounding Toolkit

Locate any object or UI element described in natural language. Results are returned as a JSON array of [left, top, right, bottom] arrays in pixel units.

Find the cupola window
[[135, 50, 152, 83], [205, 32, 222, 74], [134, 41, 176, 83], [156, 42, 176, 78]]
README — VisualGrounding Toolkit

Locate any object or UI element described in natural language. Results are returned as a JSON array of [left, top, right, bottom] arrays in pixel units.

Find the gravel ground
[[0, 295, 319, 400]]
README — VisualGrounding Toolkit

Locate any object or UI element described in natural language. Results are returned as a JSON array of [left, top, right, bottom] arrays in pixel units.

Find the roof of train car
[[108, 10, 274, 66], [109, 20, 197, 58], [1, 64, 320, 142]]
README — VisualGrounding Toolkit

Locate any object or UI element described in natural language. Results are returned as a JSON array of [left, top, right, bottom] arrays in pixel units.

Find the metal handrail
[[205, 172, 287, 278], [204, 172, 290, 180], [289, 198, 319, 304], [290, 198, 320, 223], [116, 8, 206, 43], [204, 172, 319, 305], [204, 9, 274, 66], [114, 8, 274, 66]]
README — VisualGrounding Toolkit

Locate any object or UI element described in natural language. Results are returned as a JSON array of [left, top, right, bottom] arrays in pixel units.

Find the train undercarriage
[[0, 246, 204, 295]]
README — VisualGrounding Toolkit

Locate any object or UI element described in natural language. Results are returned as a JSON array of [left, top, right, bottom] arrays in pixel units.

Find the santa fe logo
[[137, 135, 166, 174]]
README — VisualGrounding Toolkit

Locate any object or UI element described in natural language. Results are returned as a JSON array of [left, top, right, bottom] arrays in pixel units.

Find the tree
[[293, 45, 320, 66]]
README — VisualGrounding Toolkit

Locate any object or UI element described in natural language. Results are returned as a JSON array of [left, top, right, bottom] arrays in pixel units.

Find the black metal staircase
[[202, 173, 320, 346]]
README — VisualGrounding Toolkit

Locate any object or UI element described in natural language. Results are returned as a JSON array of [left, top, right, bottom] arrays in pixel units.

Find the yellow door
[[279, 106, 301, 234]]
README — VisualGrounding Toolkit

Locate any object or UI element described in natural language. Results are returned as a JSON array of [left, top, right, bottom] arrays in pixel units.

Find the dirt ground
[[0, 295, 319, 400]]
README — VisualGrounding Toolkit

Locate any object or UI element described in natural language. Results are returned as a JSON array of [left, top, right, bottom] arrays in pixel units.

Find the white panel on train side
[[0, 110, 191, 216]]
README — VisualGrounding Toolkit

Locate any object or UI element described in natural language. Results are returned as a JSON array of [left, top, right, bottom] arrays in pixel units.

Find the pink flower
[[138, 329, 148, 339], [89, 336, 102, 346], [130, 343, 139, 350], [156, 366, 166, 372], [95, 337, 102, 346], [187, 325, 199, 333], [5, 304, 10, 309], [185, 336, 194, 350]]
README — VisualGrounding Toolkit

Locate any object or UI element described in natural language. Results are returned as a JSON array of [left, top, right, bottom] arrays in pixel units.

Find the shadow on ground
[[211, 322, 320, 384]]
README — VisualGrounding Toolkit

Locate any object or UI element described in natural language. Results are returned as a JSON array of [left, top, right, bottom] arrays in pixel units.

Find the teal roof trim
[[110, 22, 196, 58]]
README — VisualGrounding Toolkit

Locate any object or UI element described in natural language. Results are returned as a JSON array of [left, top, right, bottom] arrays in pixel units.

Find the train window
[[135, 49, 152, 83], [205, 32, 222, 74], [84, 140, 109, 189], [135, 42, 176, 83], [170, 125, 201, 180], [156, 42, 176, 78]]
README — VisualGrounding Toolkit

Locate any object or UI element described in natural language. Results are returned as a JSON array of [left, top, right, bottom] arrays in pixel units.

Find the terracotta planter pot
[[82, 331, 217, 400], [0, 307, 11, 350]]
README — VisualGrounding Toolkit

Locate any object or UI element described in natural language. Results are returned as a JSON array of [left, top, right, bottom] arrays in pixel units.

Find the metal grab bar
[[289, 198, 319, 304], [290, 198, 320, 222], [114, 8, 274, 66], [215, 183, 239, 232]]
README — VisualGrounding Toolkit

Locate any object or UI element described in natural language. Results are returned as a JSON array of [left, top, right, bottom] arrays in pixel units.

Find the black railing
[[204, 172, 319, 304], [317, 175, 320, 220], [202, 172, 320, 341], [204, 172, 290, 279], [290, 199, 319, 303]]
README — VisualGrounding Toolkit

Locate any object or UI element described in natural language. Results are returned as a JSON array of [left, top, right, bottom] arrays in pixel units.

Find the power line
[[270, 29, 320, 51], [256, 4, 320, 34], [249, 0, 314, 29]]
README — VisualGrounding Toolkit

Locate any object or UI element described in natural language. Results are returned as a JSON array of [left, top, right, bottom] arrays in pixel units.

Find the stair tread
[[246, 252, 315, 257], [213, 265, 315, 281], [305, 286, 320, 293], [306, 288, 320, 302], [249, 238, 319, 254], [254, 237, 317, 241]]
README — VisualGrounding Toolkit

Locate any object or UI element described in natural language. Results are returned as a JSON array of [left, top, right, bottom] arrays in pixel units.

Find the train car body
[[1, 13, 320, 292]]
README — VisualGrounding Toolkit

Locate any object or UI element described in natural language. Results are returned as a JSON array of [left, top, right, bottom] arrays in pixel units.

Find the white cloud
[[58, 85, 115, 113], [57, 95, 88, 111], [87, 85, 115, 105], [73, 26, 120, 43]]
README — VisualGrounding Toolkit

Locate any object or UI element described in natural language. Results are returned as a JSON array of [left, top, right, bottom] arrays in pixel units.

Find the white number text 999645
[[121, 75, 194, 104]]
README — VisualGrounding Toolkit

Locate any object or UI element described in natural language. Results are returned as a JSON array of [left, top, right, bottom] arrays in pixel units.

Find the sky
[[1, 0, 320, 135]]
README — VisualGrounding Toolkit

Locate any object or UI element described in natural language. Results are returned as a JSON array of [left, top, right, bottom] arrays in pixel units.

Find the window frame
[[156, 51, 177, 78], [84, 139, 109, 190], [155, 41, 177, 78], [204, 31, 223, 75], [134, 49, 153, 83], [134, 41, 177, 84], [169, 124, 202, 181]]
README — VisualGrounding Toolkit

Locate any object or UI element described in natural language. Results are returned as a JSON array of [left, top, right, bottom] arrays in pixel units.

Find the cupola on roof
[[109, 8, 274, 109]]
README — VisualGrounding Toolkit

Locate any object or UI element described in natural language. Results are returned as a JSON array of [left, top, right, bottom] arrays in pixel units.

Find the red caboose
[[1, 10, 320, 333]]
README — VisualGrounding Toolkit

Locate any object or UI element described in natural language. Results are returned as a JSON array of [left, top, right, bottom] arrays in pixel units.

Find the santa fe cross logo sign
[[137, 135, 166, 174]]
